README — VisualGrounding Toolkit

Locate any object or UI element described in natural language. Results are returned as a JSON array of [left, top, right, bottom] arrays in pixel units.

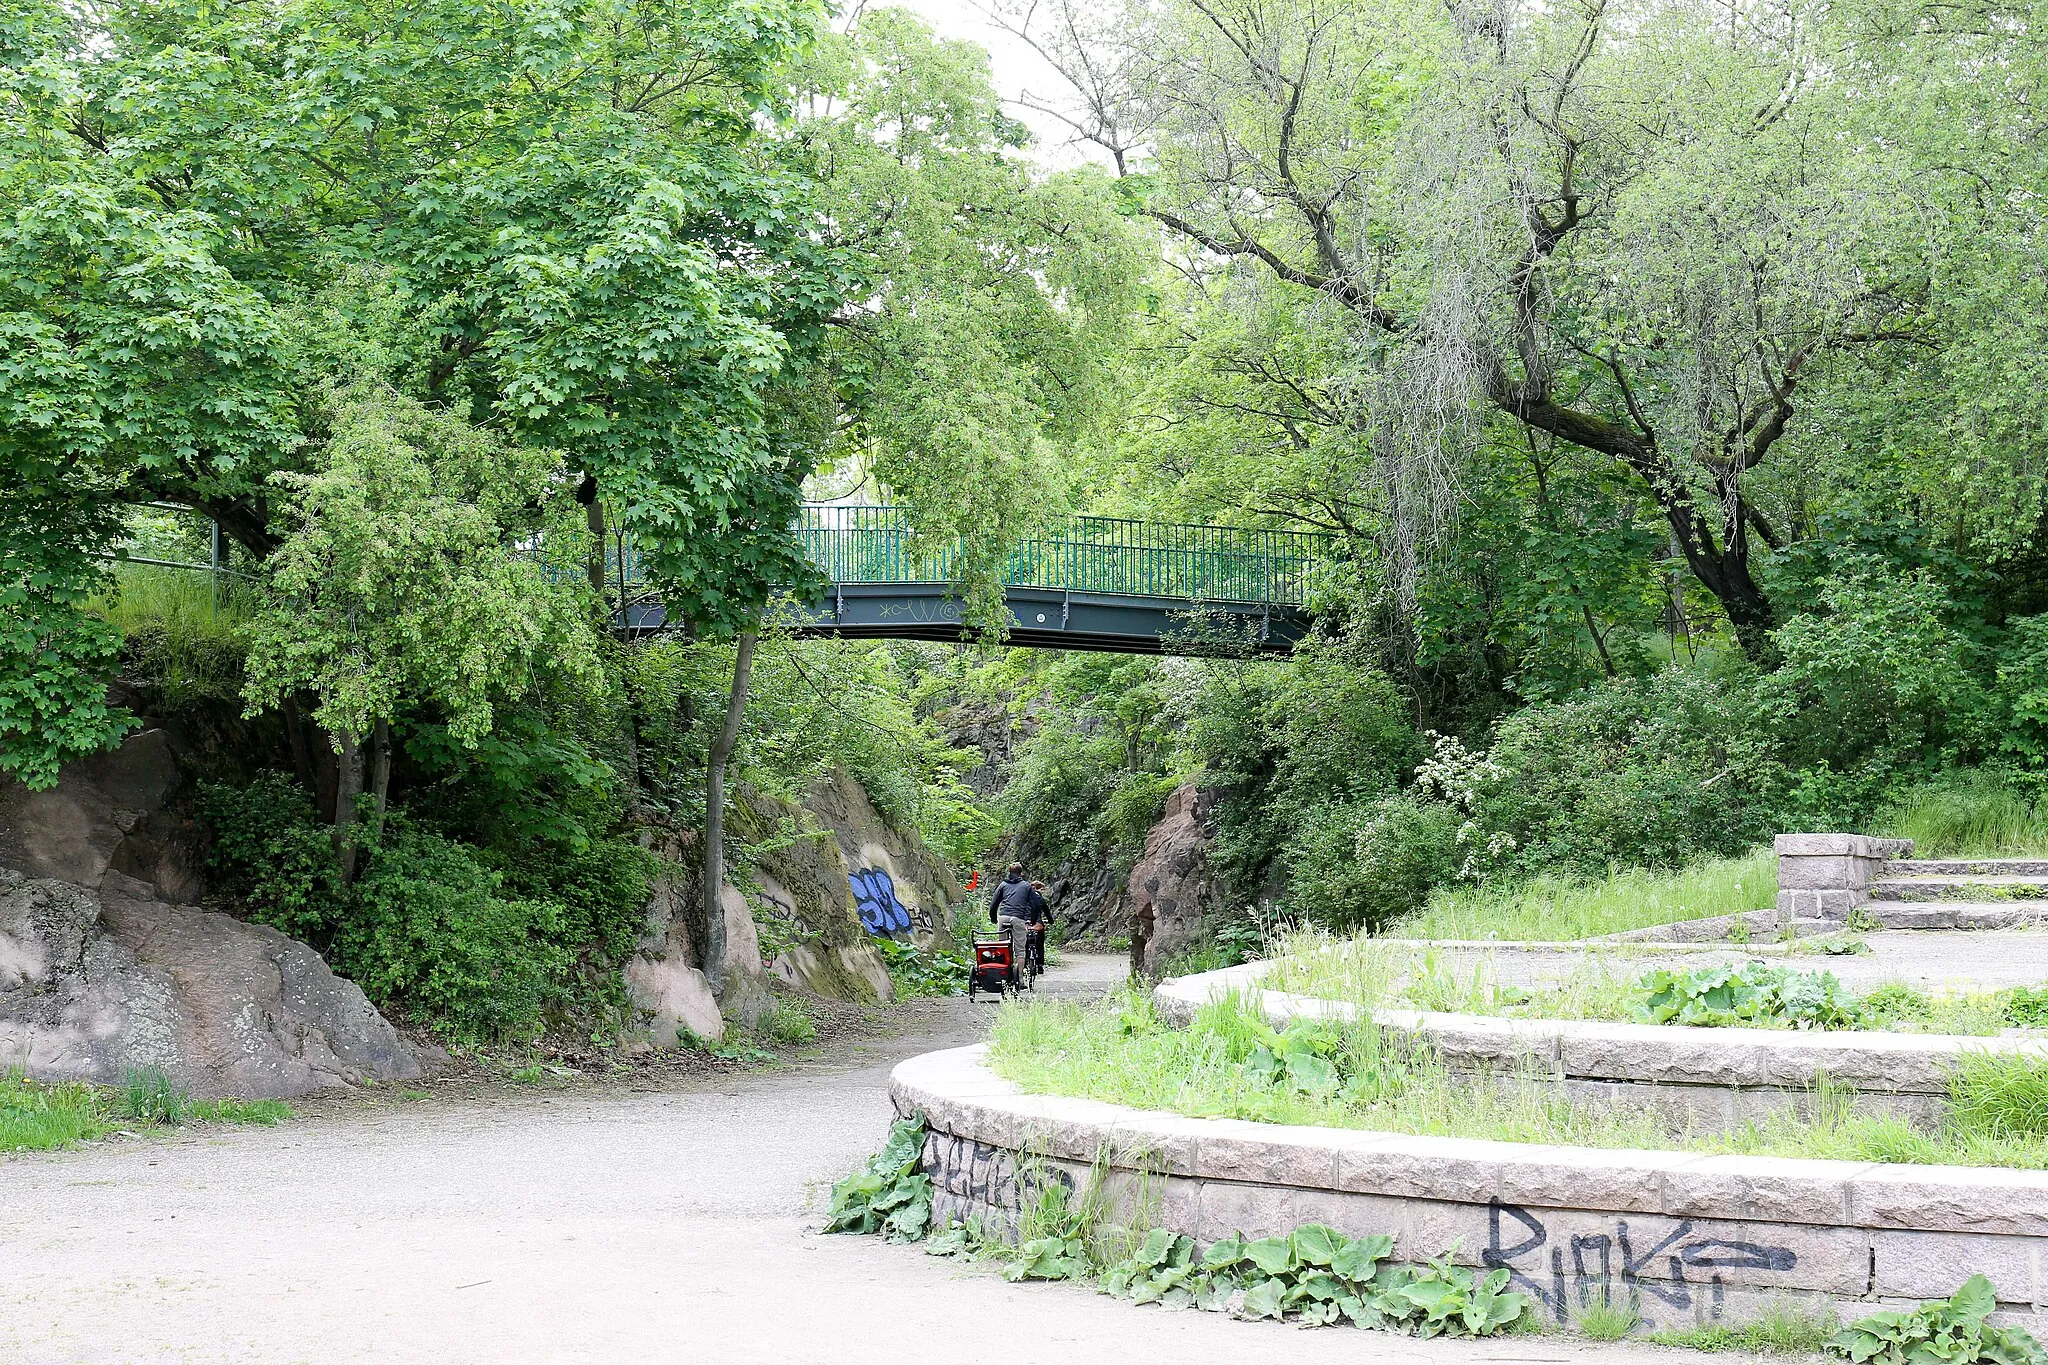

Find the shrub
[[1282, 794, 1461, 932], [198, 774, 346, 944], [338, 821, 572, 1043], [1762, 568, 1990, 779], [1475, 667, 1783, 878], [823, 1114, 933, 1241]]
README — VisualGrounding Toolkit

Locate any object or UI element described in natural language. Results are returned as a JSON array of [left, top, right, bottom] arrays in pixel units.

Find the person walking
[[987, 863, 1045, 987]]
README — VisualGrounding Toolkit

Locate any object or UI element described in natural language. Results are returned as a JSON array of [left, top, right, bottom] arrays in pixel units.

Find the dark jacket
[[988, 874, 1046, 925]]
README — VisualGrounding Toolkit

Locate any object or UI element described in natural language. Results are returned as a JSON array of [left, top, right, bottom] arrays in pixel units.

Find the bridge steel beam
[[789, 581, 1309, 656]]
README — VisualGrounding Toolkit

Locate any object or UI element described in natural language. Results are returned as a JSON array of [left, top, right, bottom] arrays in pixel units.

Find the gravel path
[[2, 955, 1716, 1365]]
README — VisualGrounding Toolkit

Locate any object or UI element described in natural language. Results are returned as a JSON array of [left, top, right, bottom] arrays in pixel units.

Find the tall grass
[[986, 993, 2048, 1169], [91, 564, 250, 704], [1875, 776, 2048, 857], [1384, 849, 1775, 941]]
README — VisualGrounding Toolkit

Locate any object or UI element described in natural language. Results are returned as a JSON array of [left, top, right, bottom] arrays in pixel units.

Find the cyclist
[[987, 863, 1046, 986]]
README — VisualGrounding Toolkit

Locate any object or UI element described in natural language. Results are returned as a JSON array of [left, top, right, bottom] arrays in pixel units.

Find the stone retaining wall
[[1776, 833, 1913, 922], [1157, 963, 2048, 1132], [894, 1046, 2048, 1333]]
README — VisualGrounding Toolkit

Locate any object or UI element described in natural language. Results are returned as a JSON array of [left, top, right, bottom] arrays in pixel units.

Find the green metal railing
[[794, 505, 1326, 605], [121, 503, 1331, 610]]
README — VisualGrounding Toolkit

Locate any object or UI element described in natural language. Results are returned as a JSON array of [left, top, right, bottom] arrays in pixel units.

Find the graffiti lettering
[[851, 867, 914, 936], [1483, 1200, 1798, 1327]]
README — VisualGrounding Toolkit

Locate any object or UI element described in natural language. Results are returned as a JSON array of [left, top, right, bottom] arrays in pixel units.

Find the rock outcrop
[[1125, 784, 1216, 978], [0, 867, 423, 1098], [627, 853, 772, 1044], [0, 727, 203, 902]]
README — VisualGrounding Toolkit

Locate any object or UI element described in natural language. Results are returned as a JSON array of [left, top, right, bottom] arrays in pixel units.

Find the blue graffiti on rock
[[851, 866, 914, 936]]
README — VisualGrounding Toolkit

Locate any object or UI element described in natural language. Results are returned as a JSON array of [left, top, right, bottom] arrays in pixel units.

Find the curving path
[[2, 955, 1712, 1365]]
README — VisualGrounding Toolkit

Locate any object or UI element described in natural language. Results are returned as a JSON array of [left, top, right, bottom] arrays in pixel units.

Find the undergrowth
[[829, 1117, 1530, 1337]]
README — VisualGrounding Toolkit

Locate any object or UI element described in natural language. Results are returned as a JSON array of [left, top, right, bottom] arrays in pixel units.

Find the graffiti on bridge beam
[[1484, 1200, 1797, 1326]]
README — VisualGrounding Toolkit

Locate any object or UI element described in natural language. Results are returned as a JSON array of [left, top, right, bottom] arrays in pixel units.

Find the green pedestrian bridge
[[618, 505, 1329, 654], [118, 502, 1332, 656]]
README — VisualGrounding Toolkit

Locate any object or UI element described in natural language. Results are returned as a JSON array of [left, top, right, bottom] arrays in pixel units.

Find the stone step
[[1868, 875, 2048, 902], [1862, 901, 2048, 930], [1886, 858, 2048, 878]]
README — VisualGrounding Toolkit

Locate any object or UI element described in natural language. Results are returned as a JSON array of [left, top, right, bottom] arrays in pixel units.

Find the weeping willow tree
[[999, 0, 2048, 664]]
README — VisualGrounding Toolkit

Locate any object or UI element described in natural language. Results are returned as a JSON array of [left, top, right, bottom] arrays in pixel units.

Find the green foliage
[[1948, 1056, 2048, 1142], [2008, 989, 2048, 1030], [876, 937, 967, 999], [242, 384, 599, 750], [759, 996, 819, 1046], [1391, 850, 1776, 941], [1641, 962, 1859, 1030], [339, 822, 572, 1044], [198, 775, 345, 943], [1877, 776, 2048, 859], [1827, 1275, 2045, 1365], [1282, 794, 1461, 932], [0, 1071, 111, 1152], [1863, 983, 1935, 1031], [0, 1068, 288, 1152], [1651, 1302, 1837, 1353], [202, 769, 653, 1039], [1472, 668, 1784, 879], [824, 1115, 934, 1242]]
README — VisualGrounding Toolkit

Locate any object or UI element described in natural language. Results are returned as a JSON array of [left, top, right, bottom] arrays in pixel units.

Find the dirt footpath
[[1, 955, 1710, 1365]]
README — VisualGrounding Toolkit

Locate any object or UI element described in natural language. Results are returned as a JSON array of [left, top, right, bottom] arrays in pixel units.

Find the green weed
[[1877, 778, 2048, 858], [987, 994, 2048, 1169], [761, 996, 819, 1045], [1574, 1290, 1640, 1341], [120, 1066, 190, 1125], [0, 1072, 111, 1151], [1651, 1300, 1836, 1353]]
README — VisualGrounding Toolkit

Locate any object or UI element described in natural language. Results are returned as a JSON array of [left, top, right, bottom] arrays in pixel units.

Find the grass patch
[[1876, 776, 2048, 857], [0, 1067, 290, 1152], [0, 1074, 112, 1152], [986, 991, 2048, 1169], [1386, 849, 1774, 941], [1649, 1300, 1836, 1353], [1265, 932, 2025, 1037], [1574, 1291, 1640, 1341], [761, 995, 819, 1045]]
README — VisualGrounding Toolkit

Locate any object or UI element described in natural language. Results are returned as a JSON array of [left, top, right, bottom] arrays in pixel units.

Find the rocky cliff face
[[0, 867, 423, 1098], [1122, 785, 1218, 978], [0, 731, 426, 1097], [622, 767, 964, 1040]]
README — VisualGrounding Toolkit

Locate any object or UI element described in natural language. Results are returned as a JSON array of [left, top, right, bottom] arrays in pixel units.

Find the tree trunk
[[282, 693, 315, 795], [585, 487, 607, 601], [701, 631, 758, 998], [332, 729, 366, 883], [367, 719, 393, 845]]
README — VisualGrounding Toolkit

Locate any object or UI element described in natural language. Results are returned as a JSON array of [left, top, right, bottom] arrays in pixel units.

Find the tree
[[999, 0, 2047, 664], [241, 383, 598, 878]]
